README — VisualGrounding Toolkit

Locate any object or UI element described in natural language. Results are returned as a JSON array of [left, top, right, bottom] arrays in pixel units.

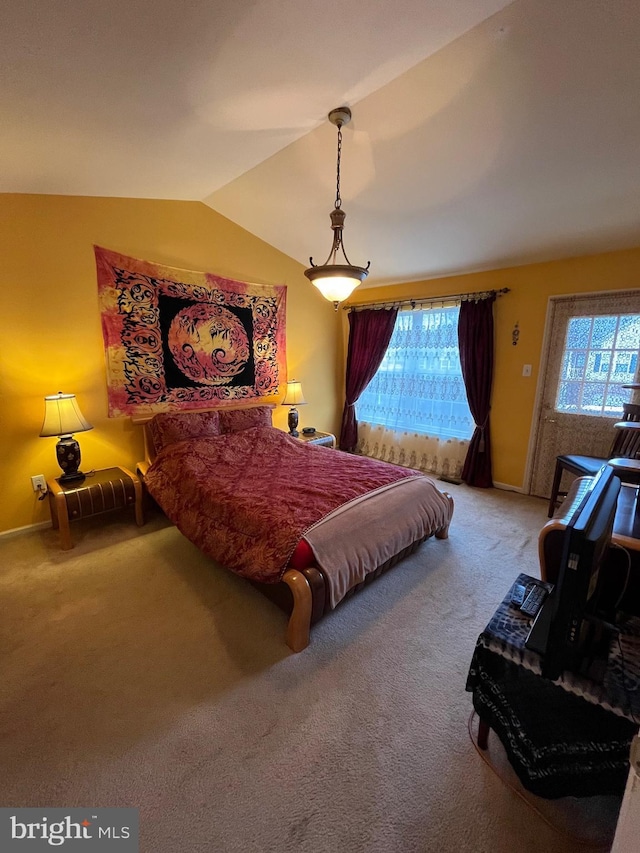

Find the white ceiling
[[3, 0, 640, 285]]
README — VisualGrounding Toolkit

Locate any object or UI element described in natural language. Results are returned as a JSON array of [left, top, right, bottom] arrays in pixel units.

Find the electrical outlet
[[31, 474, 47, 494]]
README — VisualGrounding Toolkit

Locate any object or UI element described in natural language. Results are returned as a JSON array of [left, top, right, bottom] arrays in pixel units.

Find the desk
[[614, 483, 640, 551], [609, 457, 640, 487], [466, 574, 640, 799]]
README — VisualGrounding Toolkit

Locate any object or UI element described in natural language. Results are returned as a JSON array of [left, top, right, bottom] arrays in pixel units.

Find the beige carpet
[[0, 485, 623, 852]]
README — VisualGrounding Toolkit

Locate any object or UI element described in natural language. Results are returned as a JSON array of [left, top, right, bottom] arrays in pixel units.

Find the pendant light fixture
[[304, 106, 370, 309]]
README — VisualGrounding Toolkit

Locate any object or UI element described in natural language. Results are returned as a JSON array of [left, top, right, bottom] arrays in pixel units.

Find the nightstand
[[47, 466, 144, 550], [294, 430, 336, 448]]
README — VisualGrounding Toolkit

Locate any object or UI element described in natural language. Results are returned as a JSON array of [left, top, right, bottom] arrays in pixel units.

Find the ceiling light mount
[[305, 106, 370, 310], [327, 106, 352, 129]]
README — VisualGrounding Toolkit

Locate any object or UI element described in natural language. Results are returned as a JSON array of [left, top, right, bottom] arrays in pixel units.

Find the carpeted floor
[[0, 485, 623, 852]]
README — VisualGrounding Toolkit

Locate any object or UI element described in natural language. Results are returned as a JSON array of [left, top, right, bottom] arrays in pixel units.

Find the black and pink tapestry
[[95, 246, 287, 417]]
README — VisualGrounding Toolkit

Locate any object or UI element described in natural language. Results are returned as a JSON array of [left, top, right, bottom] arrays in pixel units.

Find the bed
[[133, 405, 454, 651]]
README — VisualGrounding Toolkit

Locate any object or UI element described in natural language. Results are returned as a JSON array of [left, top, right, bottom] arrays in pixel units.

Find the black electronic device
[[525, 464, 621, 682], [302, 427, 316, 435], [520, 584, 549, 618]]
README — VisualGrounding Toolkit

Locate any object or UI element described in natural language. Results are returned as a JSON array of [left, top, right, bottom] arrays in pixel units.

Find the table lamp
[[282, 380, 306, 437], [40, 392, 93, 482]]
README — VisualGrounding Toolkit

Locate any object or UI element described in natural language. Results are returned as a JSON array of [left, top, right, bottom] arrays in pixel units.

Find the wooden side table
[[295, 430, 336, 448], [47, 466, 144, 550]]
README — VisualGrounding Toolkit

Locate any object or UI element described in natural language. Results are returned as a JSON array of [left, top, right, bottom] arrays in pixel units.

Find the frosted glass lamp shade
[[307, 271, 364, 306]]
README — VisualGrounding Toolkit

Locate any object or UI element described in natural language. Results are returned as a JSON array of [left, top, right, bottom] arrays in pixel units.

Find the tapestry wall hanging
[[95, 246, 287, 417]]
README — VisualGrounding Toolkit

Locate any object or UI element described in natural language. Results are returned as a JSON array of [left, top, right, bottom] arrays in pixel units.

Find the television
[[526, 464, 622, 681]]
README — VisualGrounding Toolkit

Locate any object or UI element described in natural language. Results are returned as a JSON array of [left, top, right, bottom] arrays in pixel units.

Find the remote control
[[510, 583, 527, 607], [520, 584, 548, 618]]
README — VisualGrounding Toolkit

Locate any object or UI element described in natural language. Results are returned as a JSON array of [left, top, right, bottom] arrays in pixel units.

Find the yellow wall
[[2, 192, 638, 533], [0, 194, 342, 534], [345, 248, 640, 489]]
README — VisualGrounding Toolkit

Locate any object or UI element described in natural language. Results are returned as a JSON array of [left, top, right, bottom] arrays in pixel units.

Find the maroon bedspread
[[144, 426, 430, 583]]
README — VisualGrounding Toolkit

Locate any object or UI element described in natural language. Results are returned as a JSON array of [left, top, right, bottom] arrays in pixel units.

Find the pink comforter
[[145, 426, 446, 584]]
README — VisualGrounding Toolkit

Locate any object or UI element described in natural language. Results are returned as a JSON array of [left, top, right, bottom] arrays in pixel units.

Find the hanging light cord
[[324, 118, 368, 270], [335, 123, 343, 210]]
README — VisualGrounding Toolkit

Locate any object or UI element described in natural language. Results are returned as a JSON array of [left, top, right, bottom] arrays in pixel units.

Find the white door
[[529, 291, 640, 499]]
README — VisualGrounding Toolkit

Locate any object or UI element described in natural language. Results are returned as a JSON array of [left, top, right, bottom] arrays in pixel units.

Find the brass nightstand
[[47, 466, 144, 550]]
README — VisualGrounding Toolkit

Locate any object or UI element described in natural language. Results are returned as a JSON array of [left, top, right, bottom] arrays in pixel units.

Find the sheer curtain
[[356, 304, 473, 480], [355, 422, 470, 481]]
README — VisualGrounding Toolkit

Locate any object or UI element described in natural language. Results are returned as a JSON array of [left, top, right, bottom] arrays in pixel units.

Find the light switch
[[522, 364, 532, 377]]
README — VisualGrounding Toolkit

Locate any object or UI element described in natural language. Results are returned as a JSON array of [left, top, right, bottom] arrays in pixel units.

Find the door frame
[[523, 288, 639, 495]]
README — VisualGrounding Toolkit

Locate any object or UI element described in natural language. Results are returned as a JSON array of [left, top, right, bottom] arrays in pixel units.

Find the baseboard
[[0, 520, 51, 540], [436, 479, 526, 493], [493, 481, 525, 494]]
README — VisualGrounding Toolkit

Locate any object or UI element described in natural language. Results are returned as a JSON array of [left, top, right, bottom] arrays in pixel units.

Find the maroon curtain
[[458, 296, 496, 487], [339, 308, 398, 451]]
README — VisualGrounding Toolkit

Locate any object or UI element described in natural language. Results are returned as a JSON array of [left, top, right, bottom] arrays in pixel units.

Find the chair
[[547, 403, 640, 517]]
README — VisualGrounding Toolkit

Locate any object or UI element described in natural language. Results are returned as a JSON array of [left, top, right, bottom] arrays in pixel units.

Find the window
[[555, 313, 640, 416], [357, 305, 474, 439]]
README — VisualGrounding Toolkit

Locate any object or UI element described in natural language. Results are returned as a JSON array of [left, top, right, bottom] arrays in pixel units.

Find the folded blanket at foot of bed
[[303, 476, 451, 607]]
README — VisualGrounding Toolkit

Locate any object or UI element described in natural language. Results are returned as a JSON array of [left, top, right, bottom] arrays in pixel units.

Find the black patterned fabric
[[466, 574, 640, 798]]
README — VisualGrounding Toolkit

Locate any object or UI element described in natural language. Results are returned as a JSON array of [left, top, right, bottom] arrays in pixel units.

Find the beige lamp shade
[[282, 381, 306, 407], [40, 392, 93, 437]]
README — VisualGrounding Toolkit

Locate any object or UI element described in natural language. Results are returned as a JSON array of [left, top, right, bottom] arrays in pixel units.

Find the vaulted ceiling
[[3, 0, 640, 285]]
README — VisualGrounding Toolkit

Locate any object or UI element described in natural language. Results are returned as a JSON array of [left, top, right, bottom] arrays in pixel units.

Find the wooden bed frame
[[132, 410, 453, 652]]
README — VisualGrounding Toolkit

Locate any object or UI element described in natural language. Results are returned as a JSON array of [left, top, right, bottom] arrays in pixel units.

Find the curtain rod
[[344, 287, 510, 312]]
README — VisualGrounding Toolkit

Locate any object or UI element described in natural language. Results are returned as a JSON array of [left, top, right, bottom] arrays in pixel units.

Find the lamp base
[[288, 407, 299, 437], [58, 471, 86, 483], [56, 435, 85, 482]]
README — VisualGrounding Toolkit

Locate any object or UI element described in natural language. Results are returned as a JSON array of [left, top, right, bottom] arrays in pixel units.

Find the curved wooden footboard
[[435, 493, 454, 539], [282, 569, 314, 652]]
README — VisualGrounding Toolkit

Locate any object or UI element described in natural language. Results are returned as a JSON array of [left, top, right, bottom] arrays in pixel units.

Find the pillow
[[219, 406, 273, 433], [149, 410, 221, 452]]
